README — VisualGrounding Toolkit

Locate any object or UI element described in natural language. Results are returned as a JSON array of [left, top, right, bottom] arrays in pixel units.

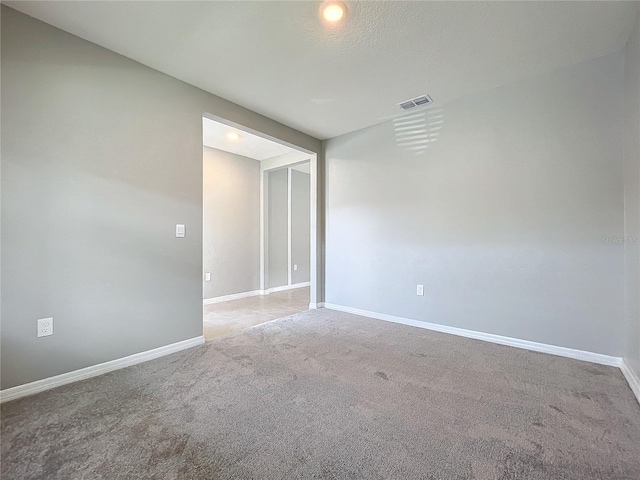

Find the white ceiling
[[7, 1, 639, 140], [203, 117, 295, 161]]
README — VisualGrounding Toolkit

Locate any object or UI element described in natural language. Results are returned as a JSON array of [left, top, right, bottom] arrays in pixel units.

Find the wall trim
[[203, 289, 263, 305], [323, 303, 622, 367], [263, 282, 310, 295], [3, 307, 636, 406], [621, 359, 640, 405], [0, 336, 205, 404], [287, 166, 292, 287], [203, 283, 310, 305]]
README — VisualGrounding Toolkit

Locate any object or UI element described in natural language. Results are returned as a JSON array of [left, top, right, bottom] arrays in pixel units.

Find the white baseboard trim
[[264, 282, 310, 295], [323, 303, 622, 367], [203, 283, 310, 306], [0, 335, 205, 404], [621, 359, 640, 405], [309, 302, 325, 309], [203, 290, 263, 305]]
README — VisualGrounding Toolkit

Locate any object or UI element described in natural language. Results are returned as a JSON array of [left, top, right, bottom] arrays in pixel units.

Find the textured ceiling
[[7, 1, 640, 139]]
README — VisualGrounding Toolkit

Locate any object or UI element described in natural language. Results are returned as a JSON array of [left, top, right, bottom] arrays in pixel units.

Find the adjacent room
[[201, 117, 312, 339], [1, 1, 640, 479]]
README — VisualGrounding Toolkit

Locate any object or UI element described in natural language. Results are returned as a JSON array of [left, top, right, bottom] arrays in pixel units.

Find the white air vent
[[398, 94, 432, 110]]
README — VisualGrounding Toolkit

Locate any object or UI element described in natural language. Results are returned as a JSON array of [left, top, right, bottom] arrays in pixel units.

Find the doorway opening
[[201, 114, 317, 340]]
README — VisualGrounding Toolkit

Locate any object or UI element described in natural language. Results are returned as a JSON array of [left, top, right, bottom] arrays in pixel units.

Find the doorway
[[201, 115, 317, 340]]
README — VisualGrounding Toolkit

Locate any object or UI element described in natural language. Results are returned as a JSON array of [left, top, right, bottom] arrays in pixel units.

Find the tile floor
[[203, 287, 310, 341]]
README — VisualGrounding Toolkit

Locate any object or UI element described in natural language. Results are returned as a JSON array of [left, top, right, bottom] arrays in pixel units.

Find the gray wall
[[325, 52, 625, 356], [203, 147, 260, 299], [267, 169, 289, 289], [624, 14, 640, 377], [266, 167, 310, 289], [291, 170, 311, 284], [0, 6, 320, 390]]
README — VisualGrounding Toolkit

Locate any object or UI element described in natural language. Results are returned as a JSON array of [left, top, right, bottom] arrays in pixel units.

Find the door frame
[[202, 112, 319, 309]]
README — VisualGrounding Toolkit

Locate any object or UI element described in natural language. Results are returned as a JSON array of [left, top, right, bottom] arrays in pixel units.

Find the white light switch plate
[[205, 273, 211, 282], [37, 317, 54, 337], [294, 264, 298, 271], [176, 224, 185, 238], [416, 285, 424, 296]]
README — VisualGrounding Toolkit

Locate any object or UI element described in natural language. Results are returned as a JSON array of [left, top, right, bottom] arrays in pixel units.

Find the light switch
[[176, 224, 185, 238], [205, 273, 211, 282], [294, 264, 298, 271], [417, 285, 424, 296]]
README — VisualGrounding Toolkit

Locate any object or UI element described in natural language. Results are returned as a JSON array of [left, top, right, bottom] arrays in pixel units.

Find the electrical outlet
[[416, 285, 424, 296], [205, 273, 211, 282], [294, 264, 298, 271], [37, 317, 54, 337]]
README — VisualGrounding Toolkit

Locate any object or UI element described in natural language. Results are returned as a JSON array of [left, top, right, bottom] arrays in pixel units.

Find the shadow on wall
[[393, 106, 445, 155]]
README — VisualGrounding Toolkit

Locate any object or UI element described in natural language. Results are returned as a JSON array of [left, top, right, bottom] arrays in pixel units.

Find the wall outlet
[[416, 285, 424, 296], [205, 273, 211, 282], [293, 264, 298, 271], [37, 317, 54, 337]]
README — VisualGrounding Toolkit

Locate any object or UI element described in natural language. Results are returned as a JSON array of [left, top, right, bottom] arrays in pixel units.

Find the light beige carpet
[[2, 309, 640, 479]]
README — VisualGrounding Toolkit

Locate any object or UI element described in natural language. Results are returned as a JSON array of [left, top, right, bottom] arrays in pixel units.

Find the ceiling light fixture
[[320, 1, 346, 24], [227, 132, 240, 141]]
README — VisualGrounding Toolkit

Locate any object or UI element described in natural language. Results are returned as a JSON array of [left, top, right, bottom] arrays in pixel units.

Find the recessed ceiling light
[[320, 1, 346, 24], [227, 132, 240, 141]]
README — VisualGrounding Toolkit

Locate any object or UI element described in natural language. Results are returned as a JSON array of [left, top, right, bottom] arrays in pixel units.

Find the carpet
[[2, 309, 640, 479]]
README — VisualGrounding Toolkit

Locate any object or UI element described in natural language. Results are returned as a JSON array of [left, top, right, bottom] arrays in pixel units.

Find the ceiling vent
[[398, 94, 432, 110]]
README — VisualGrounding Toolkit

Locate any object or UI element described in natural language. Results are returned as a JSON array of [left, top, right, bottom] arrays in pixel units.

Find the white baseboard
[[0, 336, 205, 404], [323, 303, 622, 367], [204, 283, 311, 305], [309, 302, 325, 309], [264, 282, 310, 295], [621, 359, 640, 405], [203, 289, 262, 305]]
